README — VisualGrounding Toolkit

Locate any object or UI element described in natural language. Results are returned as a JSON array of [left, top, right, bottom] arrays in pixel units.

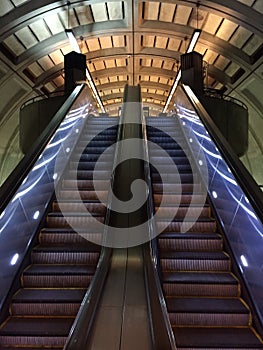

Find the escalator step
[[40, 229, 102, 244], [152, 173, 194, 184], [153, 183, 201, 193], [13, 289, 86, 302], [0, 317, 73, 346], [167, 297, 250, 326], [67, 169, 112, 180], [72, 153, 113, 162], [23, 264, 95, 287], [52, 201, 106, 214], [33, 243, 100, 252], [62, 179, 109, 190], [154, 193, 205, 205], [158, 232, 222, 251], [172, 327, 263, 349], [160, 251, 230, 272], [31, 246, 99, 264], [149, 150, 186, 157], [11, 289, 86, 316], [24, 264, 96, 275], [71, 161, 112, 171], [157, 220, 217, 233], [162, 271, 239, 297], [57, 189, 108, 200], [149, 156, 190, 165], [150, 164, 192, 173], [156, 205, 211, 219], [0, 347, 58, 350], [46, 213, 104, 229]]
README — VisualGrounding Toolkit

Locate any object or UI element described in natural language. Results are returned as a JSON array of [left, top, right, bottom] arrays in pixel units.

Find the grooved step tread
[[158, 218, 216, 223], [41, 228, 102, 234], [162, 272, 238, 285], [33, 243, 100, 253], [24, 264, 96, 275], [172, 327, 263, 348], [160, 251, 229, 260], [0, 317, 73, 336], [47, 212, 103, 218], [167, 297, 249, 313], [12, 289, 86, 303], [159, 233, 221, 240], [0, 346, 63, 350]]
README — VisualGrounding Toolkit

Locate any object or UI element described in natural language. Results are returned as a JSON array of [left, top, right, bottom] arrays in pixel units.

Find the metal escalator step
[[78, 140, 114, 147], [23, 264, 95, 287], [78, 146, 112, 154], [172, 327, 263, 349], [152, 173, 194, 184], [71, 161, 112, 171], [149, 150, 186, 158], [158, 232, 222, 251], [153, 183, 201, 193], [62, 179, 109, 190], [33, 241, 100, 251], [150, 144, 184, 151], [149, 132, 182, 138], [0, 317, 73, 347], [72, 153, 113, 162], [154, 193, 206, 205], [150, 164, 192, 173], [160, 251, 230, 272], [160, 251, 229, 260], [156, 205, 211, 219], [52, 201, 106, 214], [46, 213, 104, 229], [147, 136, 183, 142], [24, 264, 96, 275], [40, 229, 102, 244], [0, 347, 59, 350], [67, 169, 113, 180], [57, 189, 108, 200], [31, 244, 100, 264], [13, 289, 86, 302], [162, 271, 239, 297], [11, 289, 86, 316], [167, 297, 250, 326], [75, 147, 115, 154], [157, 219, 217, 233], [150, 156, 190, 165]]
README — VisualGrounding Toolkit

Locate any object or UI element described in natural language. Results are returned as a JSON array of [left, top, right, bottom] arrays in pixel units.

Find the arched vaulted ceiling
[[0, 0, 262, 115], [0, 0, 262, 186]]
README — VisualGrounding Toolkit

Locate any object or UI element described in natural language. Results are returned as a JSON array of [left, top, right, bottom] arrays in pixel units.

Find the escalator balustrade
[[0, 117, 118, 349], [146, 116, 263, 349]]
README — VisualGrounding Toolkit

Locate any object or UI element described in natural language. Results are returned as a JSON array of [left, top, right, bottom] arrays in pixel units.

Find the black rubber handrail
[[0, 84, 84, 216], [183, 84, 263, 223], [63, 104, 124, 350], [141, 114, 177, 349]]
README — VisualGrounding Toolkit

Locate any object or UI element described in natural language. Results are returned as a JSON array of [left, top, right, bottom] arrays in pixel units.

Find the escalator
[[0, 116, 118, 348], [146, 116, 263, 349]]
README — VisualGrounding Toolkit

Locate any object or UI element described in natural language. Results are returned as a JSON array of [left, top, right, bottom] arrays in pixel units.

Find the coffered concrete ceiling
[[0, 0, 262, 184]]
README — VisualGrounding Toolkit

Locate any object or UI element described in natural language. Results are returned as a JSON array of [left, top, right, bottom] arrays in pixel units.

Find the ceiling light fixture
[[163, 29, 201, 113]]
